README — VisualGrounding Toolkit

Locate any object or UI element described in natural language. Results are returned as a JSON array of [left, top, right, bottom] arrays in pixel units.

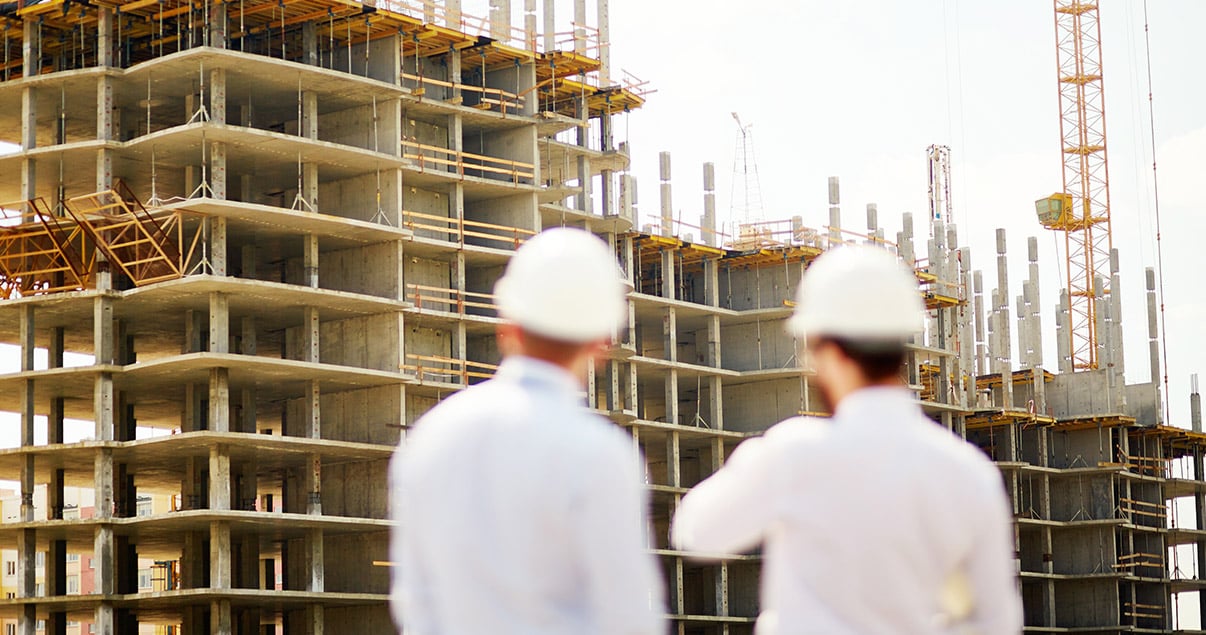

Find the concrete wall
[[324, 533, 389, 593], [1049, 473, 1113, 520], [325, 606, 394, 633], [720, 323, 795, 372], [321, 459, 390, 519], [317, 314, 405, 372], [718, 264, 800, 311], [319, 242, 404, 298], [318, 386, 405, 445], [1048, 428, 1110, 469], [1051, 525, 1114, 574], [1124, 382, 1160, 426], [723, 379, 803, 434], [1047, 371, 1113, 418], [406, 325, 453, 360], [320, 172, 402, 222], [464, 193, 540, 248], [1053, 578, 1119, 627]]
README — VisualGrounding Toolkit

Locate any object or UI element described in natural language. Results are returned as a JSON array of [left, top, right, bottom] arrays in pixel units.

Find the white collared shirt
[[390, 355, 666, 635], [672, 386, 1022, 635]]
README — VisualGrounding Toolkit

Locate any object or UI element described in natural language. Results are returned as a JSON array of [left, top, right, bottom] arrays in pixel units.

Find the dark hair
[[819, 337, 906, 381]]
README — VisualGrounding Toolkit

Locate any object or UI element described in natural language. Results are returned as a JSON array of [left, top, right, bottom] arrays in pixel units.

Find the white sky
[[1, 0, 1205, 621], [602, 0, 1206, 429]]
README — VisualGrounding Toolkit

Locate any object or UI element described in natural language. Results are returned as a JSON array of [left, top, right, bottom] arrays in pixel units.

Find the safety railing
[[401, 209, 535, 249], [401, 72, 525, 113], [401, 139, 536, 185], [400, 353, 498, 385], [373, 0, 602, 55], [644, 216, 967, 304], [407, 283, 497, 315]]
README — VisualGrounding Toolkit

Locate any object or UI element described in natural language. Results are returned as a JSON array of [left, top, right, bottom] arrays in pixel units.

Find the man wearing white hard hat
[[389, 227, 665, 635], [672, 245, 1021, 635]]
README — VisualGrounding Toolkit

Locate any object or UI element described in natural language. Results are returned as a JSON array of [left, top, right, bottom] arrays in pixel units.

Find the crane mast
[[1035, 0, 1114, 371]]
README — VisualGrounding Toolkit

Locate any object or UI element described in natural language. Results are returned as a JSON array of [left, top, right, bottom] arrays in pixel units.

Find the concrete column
[[701, 163, 717, 247], [972, 271, 986, 379], [576, 154, 593, 214], [301, 233, 319, 288], [95, 296, 115, 440], [96, 77, 114, 194], [542, 0, 555, 51], [573, 0, 587, 53], [16, 306, 36, 633], [663, 308, 677, 362], [666, 431, 680, 488], [706, 313, 723, 429], [660, 249, 675, 301], [490, 0, 512, 41], [1056, 290, 1071, 374], [305, 527, 324, 588], [900, 213, 915, 267], [93, 444, 116, 634], [18, 308, 36, 520], [1145, 268, 1162, 424], [209, 292, 229, 353], [524, 0, 538, 49], [995, 229, 1013, 408], [22, 19, 41, 77], [597, 0, 610, 84], [659, 151, 672, 237], [210, 599, 232, 635], [1027, 237, 1043, 368], [302, 21, 318, 66], [827, 177, 841, 246], [1191, 375, 1201, 433], [210, 526, 232, 631], [619, 173, 636, 223], [97, 8, 114, 67], [866, 203, 878, 246]]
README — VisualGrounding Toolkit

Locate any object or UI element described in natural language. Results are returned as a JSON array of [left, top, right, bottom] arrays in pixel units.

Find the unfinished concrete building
[[0, 0, 1204, 634]]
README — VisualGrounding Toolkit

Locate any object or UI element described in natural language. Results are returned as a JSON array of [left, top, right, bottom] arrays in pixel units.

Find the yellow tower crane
[[1035, 0, 1114, 371]]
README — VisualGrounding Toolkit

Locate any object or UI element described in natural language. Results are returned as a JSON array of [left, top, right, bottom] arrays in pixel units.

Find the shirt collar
[[493, 355, 585, 402], [833, 385, 921, 424]]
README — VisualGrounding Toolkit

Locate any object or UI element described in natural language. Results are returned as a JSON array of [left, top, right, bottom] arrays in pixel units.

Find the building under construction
[[0, 0, 1203, 633]]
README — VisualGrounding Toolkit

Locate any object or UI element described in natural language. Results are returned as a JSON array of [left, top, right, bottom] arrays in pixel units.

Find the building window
[[35, 583, 43, 596], [136, 499, 153, 517], [6, 623, 15, 635], [67, 575, 79, 594], [66, 553, 79, 563], [137, 569, 152, 590], [66, 621, 78, 628]]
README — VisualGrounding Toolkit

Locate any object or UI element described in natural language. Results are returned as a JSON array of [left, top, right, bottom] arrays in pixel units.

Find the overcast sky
[[1, 0, 1205, 620], [596, 0, 1205, 426]]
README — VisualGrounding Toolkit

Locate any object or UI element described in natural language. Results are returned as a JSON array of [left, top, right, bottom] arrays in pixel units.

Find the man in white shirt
[[390, 227, 665, 635], [672, 245, 1022, 635]]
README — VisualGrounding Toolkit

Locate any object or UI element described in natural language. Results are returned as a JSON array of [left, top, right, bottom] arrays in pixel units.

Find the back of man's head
[[789, 245, 924, 380]]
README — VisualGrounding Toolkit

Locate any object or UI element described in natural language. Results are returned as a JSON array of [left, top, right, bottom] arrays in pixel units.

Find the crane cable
[[1141, 0, 1170, 419]]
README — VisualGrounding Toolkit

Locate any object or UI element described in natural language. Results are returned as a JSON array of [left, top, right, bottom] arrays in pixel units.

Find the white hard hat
[[788, 244, 924, 340], [494, 227, 628, 343]]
